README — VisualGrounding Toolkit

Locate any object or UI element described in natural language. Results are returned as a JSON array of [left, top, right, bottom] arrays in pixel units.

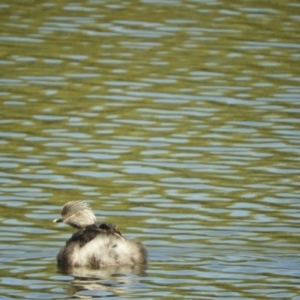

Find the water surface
[[0, 0, 300, 299]]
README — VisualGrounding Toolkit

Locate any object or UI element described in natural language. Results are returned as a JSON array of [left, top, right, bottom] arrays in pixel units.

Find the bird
[[53, 201, 147, 269]]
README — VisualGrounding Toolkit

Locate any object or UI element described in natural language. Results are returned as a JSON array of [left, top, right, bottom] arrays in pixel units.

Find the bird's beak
[[53, 218, 63, 223]]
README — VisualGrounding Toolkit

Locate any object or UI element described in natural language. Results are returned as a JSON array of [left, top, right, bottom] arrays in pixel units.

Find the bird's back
[[57, 223, 147, 268]]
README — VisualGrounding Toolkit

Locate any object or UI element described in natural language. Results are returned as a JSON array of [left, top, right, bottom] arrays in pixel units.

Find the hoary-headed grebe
[[53, 201, 147, 268]]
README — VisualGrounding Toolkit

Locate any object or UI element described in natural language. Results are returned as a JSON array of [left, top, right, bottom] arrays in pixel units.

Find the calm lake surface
[[0, 0, 300, 299]]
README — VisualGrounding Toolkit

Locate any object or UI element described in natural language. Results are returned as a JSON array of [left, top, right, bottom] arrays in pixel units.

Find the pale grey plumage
[[54, 201, 147, 269], [53, 201, 97, 229]]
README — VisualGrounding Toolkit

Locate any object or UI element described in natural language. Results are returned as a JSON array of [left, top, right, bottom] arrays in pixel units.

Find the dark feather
[[66, 223, 122, 248]]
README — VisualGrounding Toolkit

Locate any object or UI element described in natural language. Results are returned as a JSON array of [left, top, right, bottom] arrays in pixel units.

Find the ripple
[[0, 0, 299, 299]]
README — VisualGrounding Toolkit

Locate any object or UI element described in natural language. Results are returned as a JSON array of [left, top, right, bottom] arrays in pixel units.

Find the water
[[0, 0, 300, 299]]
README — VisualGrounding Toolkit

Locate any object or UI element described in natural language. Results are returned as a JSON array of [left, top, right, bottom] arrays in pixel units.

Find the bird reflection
[[58, 264, 147, 298]]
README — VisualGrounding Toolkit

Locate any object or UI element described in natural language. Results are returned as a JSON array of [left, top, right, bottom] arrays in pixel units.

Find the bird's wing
[[68, 223, 123, 247], [98, 223, 123, 238]]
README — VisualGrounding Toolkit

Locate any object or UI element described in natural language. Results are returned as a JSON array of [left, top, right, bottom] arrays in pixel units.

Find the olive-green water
[[0, 0, 300, 299]]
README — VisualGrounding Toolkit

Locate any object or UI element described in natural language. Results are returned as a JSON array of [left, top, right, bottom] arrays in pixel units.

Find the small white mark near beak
[[53, 218, 63, 223]]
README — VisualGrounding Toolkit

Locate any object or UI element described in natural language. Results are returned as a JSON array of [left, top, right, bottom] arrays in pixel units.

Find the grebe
[[53, 201, 147, 268]]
